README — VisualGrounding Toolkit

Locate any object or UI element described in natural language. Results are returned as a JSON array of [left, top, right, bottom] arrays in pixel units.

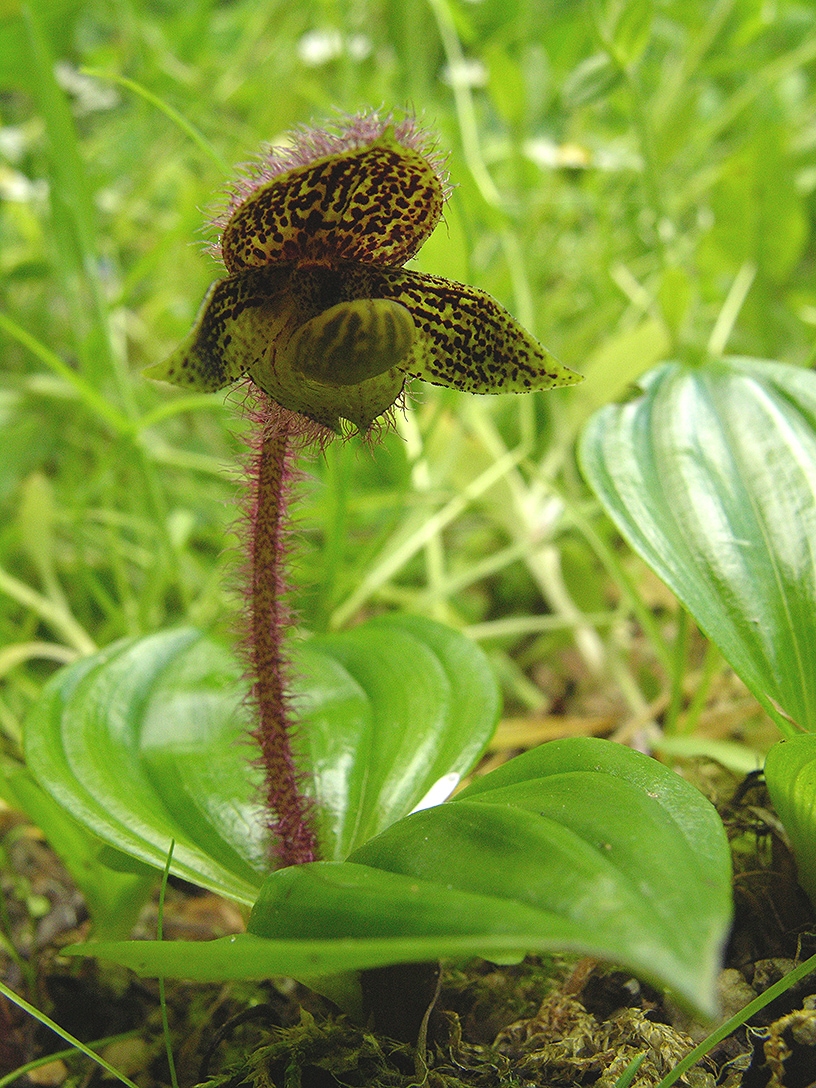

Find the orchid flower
[[146, 112, 580, 432]]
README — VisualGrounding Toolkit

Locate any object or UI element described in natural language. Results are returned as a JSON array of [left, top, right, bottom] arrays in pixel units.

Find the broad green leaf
[[70, 738, 732, 1019], [307, 613, 501, 853], [24, 616, 499, 903], [765, 735, 816, 907], [579, 358, 816, 735], [24, 629, 263, 905]]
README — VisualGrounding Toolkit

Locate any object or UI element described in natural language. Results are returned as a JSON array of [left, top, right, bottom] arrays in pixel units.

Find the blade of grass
[[330, 444, 527, 628], [613, 1052, 646, 1088], [157, 842, 179, 1088], [426, 0, 538, 337], [21, 4, 125, 398], [0, 641, 78, 678], [0, 567, 96, 655], [21, 5, 183, 621], [663, 609, 690, 735], [563, 495, 674, 676], [0, 981, 141, 1088], [656, 951, 816, 1088], [691, 33, 816, 166], [465, 404, 608, 674], [0, 313, 131, 436], [465, 611, 616, 642], [707, 263, 756, 357], [80, 69, 230, 175], [137, 394, 232, 431], [396, 407, 448, 623], [0, 1032, 140, 1088]]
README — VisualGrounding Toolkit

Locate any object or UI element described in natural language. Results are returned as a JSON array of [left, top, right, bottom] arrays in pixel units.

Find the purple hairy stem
[[243, 392, 320, 867]]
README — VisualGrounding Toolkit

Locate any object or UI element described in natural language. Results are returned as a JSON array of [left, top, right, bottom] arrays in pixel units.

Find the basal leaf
[[765, 735, 816, 907], [307, 612, 500, 853], [24, 616, 499, 902], [580, 357, 816, 735], [72, 738, 732, 1019], [24, 629, 263, 905]]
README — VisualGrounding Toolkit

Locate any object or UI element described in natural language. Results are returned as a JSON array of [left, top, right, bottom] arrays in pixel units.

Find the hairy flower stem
[[249, 402, 318, 867]]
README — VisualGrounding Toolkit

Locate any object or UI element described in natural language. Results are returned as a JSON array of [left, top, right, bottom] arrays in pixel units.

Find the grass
[[3, 0, 816, 759], [1, 0, 814, 757]]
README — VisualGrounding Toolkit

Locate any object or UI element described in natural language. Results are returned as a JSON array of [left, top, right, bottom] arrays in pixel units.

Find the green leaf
[[765, 735, 816, 907], [67, 738, 732, 1019], [24, 616, 499, 903], [306, 613, 501, 856], [579, 358, 816, 735], [24, 629, 262, 905]]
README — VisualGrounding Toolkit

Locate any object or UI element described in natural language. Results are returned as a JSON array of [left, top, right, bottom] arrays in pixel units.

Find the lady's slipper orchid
[[146, 112, 583, 868], [146, 112, 581, 431]]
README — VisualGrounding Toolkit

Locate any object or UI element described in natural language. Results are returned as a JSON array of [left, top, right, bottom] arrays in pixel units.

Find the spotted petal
[[317, 265, 583, 395], [144, 265, 296, 392], [147, 262, 581, 429], [221, 132, 444, 273]]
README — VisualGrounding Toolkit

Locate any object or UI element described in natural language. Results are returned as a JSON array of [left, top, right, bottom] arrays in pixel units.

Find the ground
[[3, 747, 815, 1088]]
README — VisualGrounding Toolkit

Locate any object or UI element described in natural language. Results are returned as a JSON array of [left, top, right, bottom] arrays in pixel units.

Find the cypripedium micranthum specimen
[[146, 112, 581, 432], [147, 112, 582, 869]]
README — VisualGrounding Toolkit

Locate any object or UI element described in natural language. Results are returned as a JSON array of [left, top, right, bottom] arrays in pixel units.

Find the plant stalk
[[248, 401, 318, 867]]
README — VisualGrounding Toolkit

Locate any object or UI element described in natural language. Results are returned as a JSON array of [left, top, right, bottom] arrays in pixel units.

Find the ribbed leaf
[[72, 738, 732, 1019], [765, 735, 816, 906], [24, 616, 499, 904], [579, 358, 816, 735]]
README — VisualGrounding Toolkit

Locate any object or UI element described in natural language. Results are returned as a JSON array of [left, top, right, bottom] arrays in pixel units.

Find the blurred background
[[2, 0, 815, 760]]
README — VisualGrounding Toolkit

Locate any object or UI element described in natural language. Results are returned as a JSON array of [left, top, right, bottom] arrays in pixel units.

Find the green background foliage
[[2, 0, 816, 773]]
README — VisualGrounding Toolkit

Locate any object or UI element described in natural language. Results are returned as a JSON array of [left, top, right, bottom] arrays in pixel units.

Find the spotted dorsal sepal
[[144, 266, 296, 392], [220, 132, 445, 274], [286, 298, 415, 387]]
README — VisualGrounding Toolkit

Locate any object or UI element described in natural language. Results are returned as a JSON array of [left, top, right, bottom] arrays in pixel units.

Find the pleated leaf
[[765, 735, 816, 906], [579, 358, 816, 735], [24, 616, 499, 905], [70, 738, 732, 1019]]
